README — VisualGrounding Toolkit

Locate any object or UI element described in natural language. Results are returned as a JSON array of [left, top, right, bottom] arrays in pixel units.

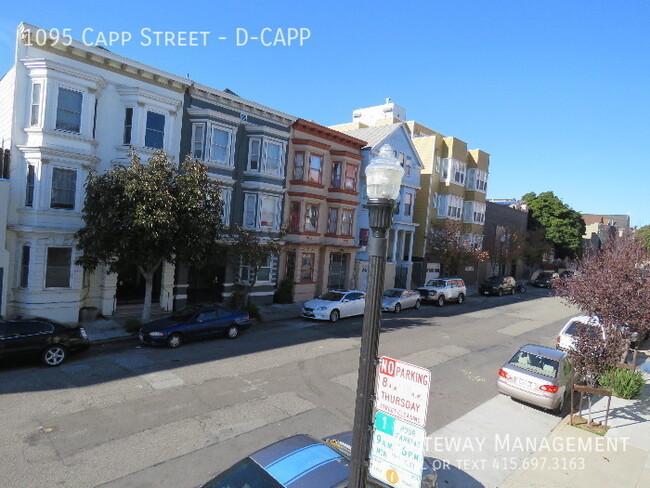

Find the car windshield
[[201, 457, 283, 488], [170, 305, 201, 321], [319, 292, 345, 301], [383, 290, 402, 298], [485, 277, 501, 283], [509, 350, 559, 378], [425, 280, 444, 287], [565, 320, 599, 338], [538, 273, 552, 280]]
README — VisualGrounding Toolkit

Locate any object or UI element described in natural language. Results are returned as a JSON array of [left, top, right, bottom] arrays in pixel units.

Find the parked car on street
[[301, 290, 366, 322], [0, 318, 89, 367], [381, 288, 422, 313], [479, 276, 517, 296], [497, 344, 574, 412], [531, 271, 555, 288], [555, 315, 635, 356], [417, 278, 466, 306], [139, 304, 251, 348], [200, 433, 438, 488]]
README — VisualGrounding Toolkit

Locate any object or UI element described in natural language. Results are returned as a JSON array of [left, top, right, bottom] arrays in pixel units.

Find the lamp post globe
[[348, 143, 403, 488]]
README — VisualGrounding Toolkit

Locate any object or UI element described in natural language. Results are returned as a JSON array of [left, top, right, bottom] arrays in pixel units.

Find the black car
[[0, 318, 90, 367], [532, 272, 554, 288], [139, 304, 251, 348], [479, 276, 516, 296]]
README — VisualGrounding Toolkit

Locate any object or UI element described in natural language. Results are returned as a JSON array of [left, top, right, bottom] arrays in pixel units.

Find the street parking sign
[[375, 356, 431, 427], [369, 412, 426, 488]]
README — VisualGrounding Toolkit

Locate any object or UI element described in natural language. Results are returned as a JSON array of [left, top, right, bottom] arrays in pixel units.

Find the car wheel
[[437, 295, 445, 307], [330, 310, 340, 322], [457, 293, 465, 304], [497, 288, 503, 297], [166, 333, 183, 348], [42, 345, 67, 367], [227, 326, 239, 339], [394, 303, 401, 313], [414, 300, 421, 310]]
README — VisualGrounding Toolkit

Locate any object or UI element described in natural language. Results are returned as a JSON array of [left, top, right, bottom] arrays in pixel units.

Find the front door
[[116, 265, 162, 305], [328, 253, 348, 290]]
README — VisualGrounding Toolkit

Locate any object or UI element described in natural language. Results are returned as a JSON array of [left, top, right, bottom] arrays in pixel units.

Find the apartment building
[[333, 100, 489, 285], [278, 119, 365, 301], [331, 116, 423, 290], [175, 84, 295, 307], [0, 23, 189, 322]]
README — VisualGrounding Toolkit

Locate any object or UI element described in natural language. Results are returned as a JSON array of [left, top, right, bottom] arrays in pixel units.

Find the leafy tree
[[428, 220, 488, 276], [554, 234, 650, 423], [483, 226, 525, 275], [636, 224, 650, 251], [522, 191, 585, 259], [521, 227, 553, 270], [228, 225, 285, 310], [75, 151, 224, 321]]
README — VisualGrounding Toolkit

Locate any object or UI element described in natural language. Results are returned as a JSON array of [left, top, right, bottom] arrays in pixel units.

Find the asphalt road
[[0, 287, 579, 488]]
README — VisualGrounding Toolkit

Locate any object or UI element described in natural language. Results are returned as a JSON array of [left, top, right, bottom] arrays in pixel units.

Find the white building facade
[[0, 24, 189, 322]]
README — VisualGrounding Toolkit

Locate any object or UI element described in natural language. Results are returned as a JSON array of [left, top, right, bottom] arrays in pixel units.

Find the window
[[221, 187, 232, 225], [257, 256, 275, 282], [476, 170, 488, 192], [446, 195, 463, 220], [404, 192, 413, 217], [123, 108, 133, 145], [244, 193, 257, 227], [55, 88, 82, 133], [440, 158, 450, 182], [192, 124, 205, 159], [437, 194, 447, 218], [404, 157, 412, 177], [20, 245, 30, 288], [249, 138, 261, 170], [432, 192, 438, 209], [359, 228, 370, 247], [30, 83, 42, 126], [331, 162, 342, 188], [308, 154, 322, 183], [293, 152, 305, 180], [327, 207, 339, 234], [452, 159, 467, 185], [344, 164, 358, 191], [264, 141, 283, 174], [50, 168, 76, 209], [289, 202, 301, 232], [259, 196, 278, 229], [304, 204, 319, 232], [210, 127, 230, 164], [285, 251, 296, 281], [341, 209, 353, 235], [435, 157, 442, 173], [145, 111, 165, 149], [300, 253, 315, 282], [25, 164, 35, 207], [45, 247, 72, 288]]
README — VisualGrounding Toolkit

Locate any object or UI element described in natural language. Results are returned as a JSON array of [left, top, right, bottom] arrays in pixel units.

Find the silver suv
[[417, 278, 466, 306]]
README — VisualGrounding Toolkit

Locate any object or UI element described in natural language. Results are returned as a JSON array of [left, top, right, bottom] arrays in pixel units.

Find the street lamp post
[[349, 144, 404, 488]]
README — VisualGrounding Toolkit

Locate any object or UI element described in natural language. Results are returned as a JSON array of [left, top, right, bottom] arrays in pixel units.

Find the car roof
[[249, 434, 349, 488], [520, 344, 566, 360]]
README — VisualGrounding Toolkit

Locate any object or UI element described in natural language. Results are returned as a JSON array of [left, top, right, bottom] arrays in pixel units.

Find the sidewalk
[[501, 350, 650, 488]]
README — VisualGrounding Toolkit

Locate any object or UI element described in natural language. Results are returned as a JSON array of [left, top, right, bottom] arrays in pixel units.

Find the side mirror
[[342, 299, 350, 303]]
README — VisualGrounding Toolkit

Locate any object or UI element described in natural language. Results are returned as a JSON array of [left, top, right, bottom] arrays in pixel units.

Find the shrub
[[598, 367, 646, 399], [274, 277, 294, 304], [123, 318, 142, 334]]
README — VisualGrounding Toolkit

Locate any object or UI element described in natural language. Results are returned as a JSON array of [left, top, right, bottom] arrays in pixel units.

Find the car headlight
[[316, 306, 328, 311], [148, 331, 165, 337]]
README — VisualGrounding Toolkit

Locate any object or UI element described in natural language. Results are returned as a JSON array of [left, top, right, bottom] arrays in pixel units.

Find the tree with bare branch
[[428, 220, 488, 276]]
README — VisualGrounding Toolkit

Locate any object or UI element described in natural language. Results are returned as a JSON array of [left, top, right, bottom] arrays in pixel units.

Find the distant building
[[482, 201, 529, 280], [582, 214, 633, 252]]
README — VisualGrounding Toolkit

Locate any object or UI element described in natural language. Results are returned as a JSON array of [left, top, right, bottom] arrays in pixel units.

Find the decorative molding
[[291, 138, 330, 151], [329, 149, 364, 161]]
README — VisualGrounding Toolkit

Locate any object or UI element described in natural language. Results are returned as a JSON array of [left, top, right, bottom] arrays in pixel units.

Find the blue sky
[[2, 0, 649, 226]]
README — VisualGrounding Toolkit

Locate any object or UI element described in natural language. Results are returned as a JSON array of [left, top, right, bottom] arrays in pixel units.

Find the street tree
[[636, 224, 650, 251], [428, 219, 488, 276], [554, 234, 650, 422], [228, 225, 285, 310], [483, 226, 525, 275], [75, 151, 224, 321], [522, 191, 585, 259], [521, 227, 553, 271]]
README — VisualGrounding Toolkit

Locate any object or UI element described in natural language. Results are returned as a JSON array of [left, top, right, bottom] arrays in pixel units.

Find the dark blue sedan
[[139, 304, 251, 348]]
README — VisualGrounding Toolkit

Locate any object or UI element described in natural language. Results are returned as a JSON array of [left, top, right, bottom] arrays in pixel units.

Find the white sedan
[[301, 290, 366, 322], [381, 288, 422, 313]]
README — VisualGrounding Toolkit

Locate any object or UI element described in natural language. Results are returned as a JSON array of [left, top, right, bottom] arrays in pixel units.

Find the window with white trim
[[341, 209, 353, 235], [404, 192, 413, 217], [437, 194, 447, 218], [308, 154, 323, 183], [25, 164, 35, 207], [55, 88, 82, 133], [50, 167, 76, 210], [145, 111, 165, 149], [240, 255, 277, 283], [30, 83, 42, 127], [476, 169, 488, 192], [221, 187, 232, 225], [249, 138, 261, 170], [327, 207, 339, 234], [243, 192, 281, 230], [440, 158, 450, 182], [463, 201, 486, 224], [452, 159, 467, 185], [20, 245, 30, 288], [263, 140, 283, 175], [445, 194, 463, 220], [123, 108, 134, 145], [304, 204, 319, 232], [191, 124, 205, 159], [293, 152, 305, 180], [431, 192, 438, 209], [45, 247, 72, 288], [210, 127, 230, 164]]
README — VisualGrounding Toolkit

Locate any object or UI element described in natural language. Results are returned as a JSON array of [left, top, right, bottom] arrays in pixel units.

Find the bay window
[[404, 192, 413, 217], [145, 111, 165, 149], [341, 209, 353, 236], [331, 162, 342, 188], [45, 247, 72, 288], [50, 167, 76, 210], [293, 152, 305, 180], [259, 196, 277, 229], [308, 154, 322, 183], [210, 127, 230, 164], [344, 164, 358, 191], [123, 108, 134, 145], [248, 138, 261, 170], [264, 141, 283, 174], [289, 202, 301, 232], [243, 192, 281, 229], [55, 88, 82, 133], [30, 83, 42, 127], [300, 253, 315, 282], [327, 208, 339, 234], [304, 204, 319, 232]]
